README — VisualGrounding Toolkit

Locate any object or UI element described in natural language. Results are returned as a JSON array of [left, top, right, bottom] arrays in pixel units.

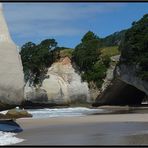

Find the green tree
[[73, 31, 109, 88], [119, 14, 148, 80], [73, 31, 101, 72], [20, 38, 58, 85]]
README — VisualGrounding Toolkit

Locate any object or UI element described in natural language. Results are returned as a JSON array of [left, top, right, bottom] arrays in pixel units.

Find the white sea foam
[[131, 130, 148, 136], [27, 107, 106, 119], [0, 131, 24, 145], [0, 110, 8, 114]]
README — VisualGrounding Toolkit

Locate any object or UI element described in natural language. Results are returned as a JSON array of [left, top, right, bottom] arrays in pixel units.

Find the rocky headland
[[93, 14, 148, 106]]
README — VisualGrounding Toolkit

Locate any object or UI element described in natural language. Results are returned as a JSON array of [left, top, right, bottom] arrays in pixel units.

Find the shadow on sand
[[0, 120, 23, 133]]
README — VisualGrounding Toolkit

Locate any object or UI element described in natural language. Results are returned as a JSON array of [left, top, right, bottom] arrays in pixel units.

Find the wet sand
[[15, 113, 148, 145]]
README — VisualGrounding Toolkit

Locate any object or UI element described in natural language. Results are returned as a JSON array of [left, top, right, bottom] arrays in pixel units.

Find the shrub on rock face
[[119, 14, 148, 80]]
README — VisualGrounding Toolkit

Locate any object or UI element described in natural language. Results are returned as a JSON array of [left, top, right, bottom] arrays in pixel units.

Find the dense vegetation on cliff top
[[20, 14, 147, 88], [20, 38, 73, 85], [20, 31, 120, 88], [21, 39, 60, 84], [120, 14, 148, 80], [73, 31, 116, 88]]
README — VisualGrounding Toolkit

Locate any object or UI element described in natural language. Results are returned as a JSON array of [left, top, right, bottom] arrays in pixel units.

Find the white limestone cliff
[[0, 3, 24, 106], [42, 57, 90, 103], [25, 57, 90, 104]]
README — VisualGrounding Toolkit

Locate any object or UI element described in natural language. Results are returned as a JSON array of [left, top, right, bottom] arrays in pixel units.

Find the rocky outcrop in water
[[0, 4, 24, 109], [25, 57, 90, 104]]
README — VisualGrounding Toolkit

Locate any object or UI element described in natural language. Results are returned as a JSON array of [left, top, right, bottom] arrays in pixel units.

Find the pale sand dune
[[15, 113, 148, 145]]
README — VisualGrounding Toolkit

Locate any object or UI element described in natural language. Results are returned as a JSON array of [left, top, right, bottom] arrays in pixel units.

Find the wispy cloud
[[3, 3, 125, 45]]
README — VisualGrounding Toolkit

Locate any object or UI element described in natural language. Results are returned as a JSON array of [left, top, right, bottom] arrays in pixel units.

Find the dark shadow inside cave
[[92, 79, 146, 107]]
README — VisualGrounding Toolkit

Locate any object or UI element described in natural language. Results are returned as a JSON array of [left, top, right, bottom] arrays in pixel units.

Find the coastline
[[15, 112, 148, 145], [17, 113, 148, 126]]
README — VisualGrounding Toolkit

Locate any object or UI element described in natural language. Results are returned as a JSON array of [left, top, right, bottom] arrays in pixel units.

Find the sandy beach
[[15, 113, 148, 145]]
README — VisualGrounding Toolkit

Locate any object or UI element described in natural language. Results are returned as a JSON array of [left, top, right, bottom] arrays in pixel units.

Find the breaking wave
[[27, 107, 106, 118], [0, 131, 24, 145]]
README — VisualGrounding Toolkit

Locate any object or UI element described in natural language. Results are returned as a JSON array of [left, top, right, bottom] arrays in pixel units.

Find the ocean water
[[27, 107, 107, 118]]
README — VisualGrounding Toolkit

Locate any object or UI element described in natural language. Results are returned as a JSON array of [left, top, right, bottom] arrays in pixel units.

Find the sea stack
[[41, 57, 90, 104], [0, 3, 24, 107]]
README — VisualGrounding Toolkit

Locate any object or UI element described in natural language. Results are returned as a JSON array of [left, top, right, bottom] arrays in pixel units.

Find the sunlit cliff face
[[0, 3, 24, 105], [0, 3, 14, 43], [42, 57, 90, 103]]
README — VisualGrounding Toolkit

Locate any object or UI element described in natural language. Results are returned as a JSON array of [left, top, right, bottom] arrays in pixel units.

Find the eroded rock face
[[0, 5, 24, 107], [0, 43, 24, 105], [93, 55, 146, 107], [89, 81, 100, 102], [116, 64, 148, 96], [24, 82, 48, 103], [41, 57, 90, 104], [101, 55, 120, 92]]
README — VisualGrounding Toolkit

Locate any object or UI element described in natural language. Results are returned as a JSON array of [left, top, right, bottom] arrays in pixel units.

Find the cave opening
[[92, 79, 146, 107]]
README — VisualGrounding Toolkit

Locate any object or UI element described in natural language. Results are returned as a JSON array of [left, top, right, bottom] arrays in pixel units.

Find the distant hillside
[[102, 30, 127, 47]]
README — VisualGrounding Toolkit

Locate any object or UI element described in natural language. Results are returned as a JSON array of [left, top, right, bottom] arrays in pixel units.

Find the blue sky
[[3, 2, 148, 48]]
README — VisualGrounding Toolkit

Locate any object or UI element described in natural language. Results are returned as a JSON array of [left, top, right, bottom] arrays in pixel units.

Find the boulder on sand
[[0, 113, 6, 119], [5, 108, 32, 119]]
